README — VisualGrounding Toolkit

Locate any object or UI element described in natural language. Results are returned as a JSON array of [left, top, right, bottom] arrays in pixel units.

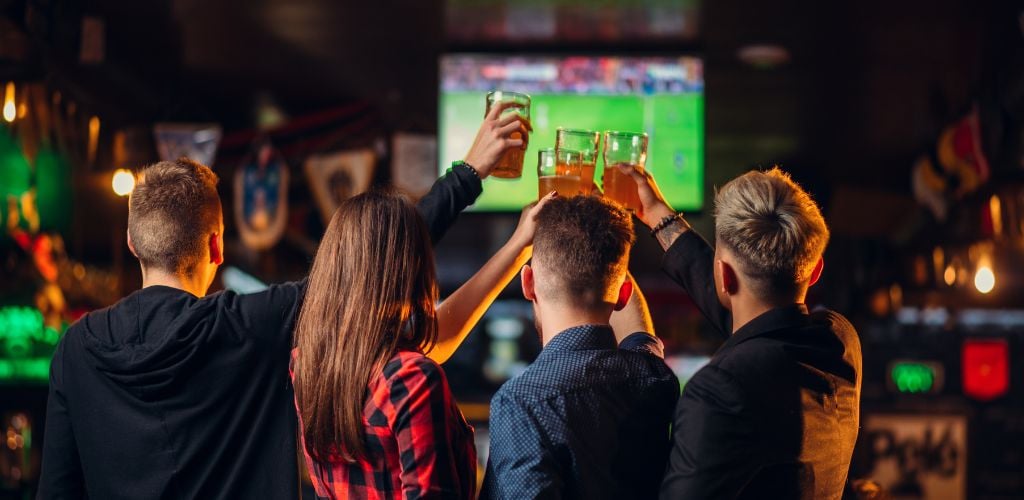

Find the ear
[[126, 230, 138, 258], [521, 264, 536, 302], [719, 259, 740, 296], [209, 232, 224, 266], [808, 257, 824, 287], [613, 278, 633, 311]]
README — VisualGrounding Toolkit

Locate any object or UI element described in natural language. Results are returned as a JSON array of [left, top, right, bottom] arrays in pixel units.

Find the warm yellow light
[[112, 169, 135, 196], [974, 266, 995, 294], [2, 83, 15, 122], [989, 195, 1003, 237], [943, 265, 956, 286], [87, 116, 101, 164]]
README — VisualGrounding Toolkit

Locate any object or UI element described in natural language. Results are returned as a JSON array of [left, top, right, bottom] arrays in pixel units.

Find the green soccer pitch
[[439, 91, 704, 212]]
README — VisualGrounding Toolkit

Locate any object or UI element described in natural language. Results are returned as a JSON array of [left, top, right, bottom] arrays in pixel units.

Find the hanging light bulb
[[974, 265, 995, 294], [111, 169, 135, 196], [2, 83, 15, 123]]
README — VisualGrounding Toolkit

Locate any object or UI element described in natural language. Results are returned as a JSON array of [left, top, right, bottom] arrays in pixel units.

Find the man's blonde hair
[[714, 167, 829, 298]]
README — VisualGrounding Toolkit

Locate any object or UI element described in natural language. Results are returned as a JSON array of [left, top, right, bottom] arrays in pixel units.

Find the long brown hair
[[293, 189, 439, 462]]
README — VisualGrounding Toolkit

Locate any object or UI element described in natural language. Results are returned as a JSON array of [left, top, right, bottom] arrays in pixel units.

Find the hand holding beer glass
[[537, 148, 583, 198], [463, 91, 532, 179], [602, 131, 648, 213], [555, 128, 600, 195], [481, 91, 531, 178]]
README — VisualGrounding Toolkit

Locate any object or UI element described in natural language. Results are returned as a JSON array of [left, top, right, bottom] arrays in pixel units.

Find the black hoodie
[[37, 165, 481, 499]]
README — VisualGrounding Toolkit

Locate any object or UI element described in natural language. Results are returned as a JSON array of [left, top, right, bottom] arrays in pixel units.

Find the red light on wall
[[962, 339, 1009, 401]]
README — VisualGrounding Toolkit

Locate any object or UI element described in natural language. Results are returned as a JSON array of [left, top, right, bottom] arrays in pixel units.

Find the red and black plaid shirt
[[293, 350, 476, 500]]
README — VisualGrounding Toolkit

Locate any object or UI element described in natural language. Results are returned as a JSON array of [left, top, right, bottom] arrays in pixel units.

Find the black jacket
[[659, 230, 861, 500], [37, 165, 481, 500]]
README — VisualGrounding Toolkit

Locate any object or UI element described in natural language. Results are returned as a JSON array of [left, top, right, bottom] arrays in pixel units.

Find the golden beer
[[485, 91, 531, 179], [537, 148, 583, 198], [603, 163, 643, 212], [538, 175, 582, 197], [556, 128, 600, 195], [601, 131, 648, 212]]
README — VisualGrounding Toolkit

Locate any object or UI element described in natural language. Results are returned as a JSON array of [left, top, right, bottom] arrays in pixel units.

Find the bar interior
[[1, 1, 1023, 498]]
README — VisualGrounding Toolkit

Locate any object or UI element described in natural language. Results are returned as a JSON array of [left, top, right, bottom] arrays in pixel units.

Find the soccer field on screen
[[439, 92, 704, 212]]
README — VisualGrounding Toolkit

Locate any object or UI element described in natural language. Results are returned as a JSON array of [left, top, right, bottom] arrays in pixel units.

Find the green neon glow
[[891, 362, 936, 393], [0, 306, 62, 383]]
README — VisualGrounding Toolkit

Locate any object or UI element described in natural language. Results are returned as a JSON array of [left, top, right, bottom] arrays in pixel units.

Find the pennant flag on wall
[[153, 123, 222, 167], [234, 140, 290, 251]]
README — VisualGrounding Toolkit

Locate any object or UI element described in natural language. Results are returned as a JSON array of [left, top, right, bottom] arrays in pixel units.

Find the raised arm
[[610, 275, 666, 358], [623, 167, 732, 335], [418, 99, 532, 244], [610, 274, 655, 342], [428, 193, 555, 364]]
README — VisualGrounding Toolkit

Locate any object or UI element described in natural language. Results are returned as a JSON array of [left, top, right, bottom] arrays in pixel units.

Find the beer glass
[[602, 131, 648, 212], [537, 148, 583, 198], [485, 91, 531, 178], [555, 128, 600, 195]]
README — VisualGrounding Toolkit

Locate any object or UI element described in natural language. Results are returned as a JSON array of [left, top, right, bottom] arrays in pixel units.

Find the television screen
[[439, 54, 704, 212]]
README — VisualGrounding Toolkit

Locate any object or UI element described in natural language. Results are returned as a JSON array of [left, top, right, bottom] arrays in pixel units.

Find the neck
[[538, 303, 612, 346], [729, 293, 804, 334], [141, 266, 208, 298]]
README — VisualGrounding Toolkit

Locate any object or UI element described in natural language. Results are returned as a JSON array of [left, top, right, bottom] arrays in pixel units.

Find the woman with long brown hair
[[292, 184, 553, 498]]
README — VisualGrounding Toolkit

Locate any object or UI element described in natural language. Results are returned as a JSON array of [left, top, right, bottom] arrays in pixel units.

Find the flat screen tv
[[439, 54, 704, 212]]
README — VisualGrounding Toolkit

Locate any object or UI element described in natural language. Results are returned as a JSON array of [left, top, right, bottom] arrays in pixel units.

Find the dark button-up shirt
[[659, 230, 862, 500], [482, 325, 679, 500]]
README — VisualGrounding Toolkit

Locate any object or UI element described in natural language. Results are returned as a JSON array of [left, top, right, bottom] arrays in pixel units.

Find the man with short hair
[[481, 195, 679, 500], [626, 167, 861, 499], [38, 105, 529, 498]]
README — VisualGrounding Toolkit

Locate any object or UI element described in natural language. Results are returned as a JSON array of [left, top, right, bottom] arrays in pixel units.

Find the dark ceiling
[[4, 0, 1021, 192]]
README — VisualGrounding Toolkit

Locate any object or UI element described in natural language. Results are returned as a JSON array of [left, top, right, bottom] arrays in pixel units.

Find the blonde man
[[623, 167, 861, 499]]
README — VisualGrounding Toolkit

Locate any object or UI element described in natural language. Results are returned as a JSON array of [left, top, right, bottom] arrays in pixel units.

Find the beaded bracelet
[[650, 213, 687, 238], [452, 160, 481, 179]]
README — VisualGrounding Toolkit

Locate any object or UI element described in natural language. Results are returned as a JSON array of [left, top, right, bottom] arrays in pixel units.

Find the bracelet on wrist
[[453, 160, 481, 179], [650, 213, 687, 238]]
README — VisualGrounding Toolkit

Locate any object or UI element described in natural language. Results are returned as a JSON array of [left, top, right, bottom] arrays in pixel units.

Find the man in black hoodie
[[37, 107, 529, 499]]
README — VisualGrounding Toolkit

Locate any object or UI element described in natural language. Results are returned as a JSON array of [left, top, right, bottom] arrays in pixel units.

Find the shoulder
[[380, 350, 449, 392], [681, 364, 750, 414], [490, 354, 572, 406], [811, 308, 857, 337], [714, 338, 791, 376]]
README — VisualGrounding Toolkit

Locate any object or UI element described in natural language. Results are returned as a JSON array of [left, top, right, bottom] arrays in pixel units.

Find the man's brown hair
[[533, 195, 635, 308], [128, 158, 221, 275]]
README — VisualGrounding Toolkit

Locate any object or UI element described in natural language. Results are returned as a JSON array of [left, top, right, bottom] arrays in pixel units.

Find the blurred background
[[2, 0, 1023, 498]]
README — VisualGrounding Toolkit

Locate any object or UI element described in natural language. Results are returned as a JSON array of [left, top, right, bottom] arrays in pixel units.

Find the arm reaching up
[[610, 274, 655, 342], [418, 99, 532, 244], [428, 192, 556, 364], [611, 275, 666, 359]]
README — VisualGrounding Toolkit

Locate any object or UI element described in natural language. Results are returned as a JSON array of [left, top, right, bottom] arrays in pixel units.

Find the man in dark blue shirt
[[481, 196, 679, 500]]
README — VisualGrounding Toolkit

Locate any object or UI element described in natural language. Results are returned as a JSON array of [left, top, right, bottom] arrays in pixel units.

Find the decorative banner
[[233, 141, 289, 251], [861, 413, 967, 500], [911, 105, 990, 221], [153, 123, 222, 166], [391, 133, 437, 199], [304, 149, 375, 224]]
